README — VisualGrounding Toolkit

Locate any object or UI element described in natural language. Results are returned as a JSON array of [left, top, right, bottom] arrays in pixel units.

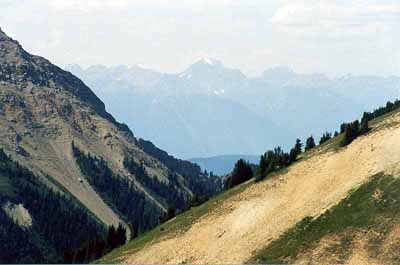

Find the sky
[[0, 0, 399, 77]]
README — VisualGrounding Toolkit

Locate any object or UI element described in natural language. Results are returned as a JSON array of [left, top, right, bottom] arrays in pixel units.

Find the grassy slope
[[250, 173, 400, 264], [96, 180, 253, 263], [97, 108, 400, 264]]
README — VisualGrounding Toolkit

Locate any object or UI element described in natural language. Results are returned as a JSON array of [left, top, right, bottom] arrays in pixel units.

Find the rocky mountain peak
[[199, 57, 223, 67], [0, 27, 11, 41], [188, 58, 224, 70], [180, 58, 246, 82], [0, 27, 133, 135]]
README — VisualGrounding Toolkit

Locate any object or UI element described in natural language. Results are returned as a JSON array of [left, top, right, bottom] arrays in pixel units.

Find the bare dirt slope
[[123, 112, 400, 264]]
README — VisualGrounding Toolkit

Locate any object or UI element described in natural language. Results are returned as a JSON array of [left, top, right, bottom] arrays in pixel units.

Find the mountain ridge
[[0, 28, 221, 263]]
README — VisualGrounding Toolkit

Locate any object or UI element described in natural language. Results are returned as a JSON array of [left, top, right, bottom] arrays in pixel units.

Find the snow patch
[[213, 89, 225, 95], [133, 63, 148, 69], [204, 58, 215, 65], [178, 73, 192, 79]]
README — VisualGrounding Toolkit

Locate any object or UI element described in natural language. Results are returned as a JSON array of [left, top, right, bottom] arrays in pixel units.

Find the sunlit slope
[[252, 173, 400, 264], [100, 110, 400, 264]]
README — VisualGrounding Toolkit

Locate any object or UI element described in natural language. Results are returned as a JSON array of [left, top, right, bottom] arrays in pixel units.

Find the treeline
[[225, 159, 254, 189], [362, 99, 400, 121], [72, 143, 164, 234], [0, 149, 105, 263], [137, 139, 222, 200], [255, 140, 302, 182], [339, 119, 367, 146], [123, 157, 187, 211], [227, 98, 400, 189], [338, 100, 400, 146], [137, 139, 203, 178], [72, 142, 220, 262], [63, 224, 126, 263]]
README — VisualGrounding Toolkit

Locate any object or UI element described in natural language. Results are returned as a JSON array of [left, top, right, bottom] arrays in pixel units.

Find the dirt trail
[[123, 113, 400, 264]]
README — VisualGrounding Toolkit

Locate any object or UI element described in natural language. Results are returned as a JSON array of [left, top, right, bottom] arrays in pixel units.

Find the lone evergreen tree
[[287, 138, 302, 164], [294, 139, 303, 155], [305, 136, 316, 151]]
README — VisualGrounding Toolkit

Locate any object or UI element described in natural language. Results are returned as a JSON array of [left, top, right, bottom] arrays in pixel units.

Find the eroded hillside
[[104, 110, 400, 264]]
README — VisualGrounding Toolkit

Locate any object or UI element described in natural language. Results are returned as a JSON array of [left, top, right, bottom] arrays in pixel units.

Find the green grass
[[96, 179, 254, 264], [250, 173, 400, 264], [369, 108, 400, 127], [304, 133, 345, 157]]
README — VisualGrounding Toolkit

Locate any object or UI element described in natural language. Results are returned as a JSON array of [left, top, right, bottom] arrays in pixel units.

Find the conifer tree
[[107, 225, 118, 250], [340, 120, 360, 147], [340, 123, 347, 133], [305, 136, 316, 151], [319, 132, 332, 145], [360, 116, 370, 135], [257, 153, 268, 177], [116, 224, 127, 247], [289, 148, 298, 163], [294, 139, 303, 155], [227, 159, 253, 188]]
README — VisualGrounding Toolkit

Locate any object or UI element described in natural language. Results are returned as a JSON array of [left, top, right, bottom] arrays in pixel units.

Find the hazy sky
[[1, 0, 399, 77]]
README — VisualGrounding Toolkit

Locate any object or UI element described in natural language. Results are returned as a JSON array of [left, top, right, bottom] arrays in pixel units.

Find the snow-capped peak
[[129, 63, 150, 70], [200, 57, 221, 66]]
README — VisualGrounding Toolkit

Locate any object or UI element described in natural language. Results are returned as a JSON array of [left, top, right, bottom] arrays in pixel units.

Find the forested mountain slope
[[0, 27, 221, 263], [101, 107, 400, 264]]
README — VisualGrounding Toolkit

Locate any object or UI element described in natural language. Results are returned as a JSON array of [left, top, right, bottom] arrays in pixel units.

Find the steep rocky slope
[[0, 27, 221, 261], [102, 109, 400, 264]]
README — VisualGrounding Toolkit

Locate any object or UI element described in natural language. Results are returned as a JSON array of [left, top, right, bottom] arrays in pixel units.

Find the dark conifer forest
[[0, 149, 105, 263], [225, 159, 254, 189], [72, 143, 164, 233]]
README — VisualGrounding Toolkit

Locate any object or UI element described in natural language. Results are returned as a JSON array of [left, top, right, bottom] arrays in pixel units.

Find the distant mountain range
[[65, 59, 400, 159]]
